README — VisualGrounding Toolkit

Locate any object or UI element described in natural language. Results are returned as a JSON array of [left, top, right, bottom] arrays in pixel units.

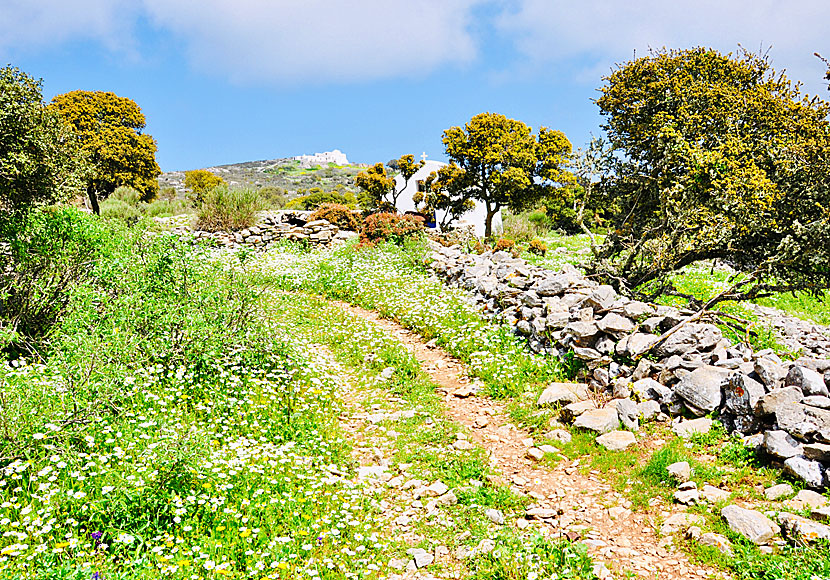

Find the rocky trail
[[332, 301, 723, 580]]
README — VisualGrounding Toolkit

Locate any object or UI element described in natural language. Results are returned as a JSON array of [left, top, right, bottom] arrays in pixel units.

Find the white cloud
[[0, 0, 138, 55], [140, 0, 484, 83], [497, 0, 830, 94]]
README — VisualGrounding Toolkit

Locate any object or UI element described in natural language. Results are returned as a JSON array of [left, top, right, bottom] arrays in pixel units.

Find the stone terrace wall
[[427, 243, 830, 488], [167, 210, 357, 251]]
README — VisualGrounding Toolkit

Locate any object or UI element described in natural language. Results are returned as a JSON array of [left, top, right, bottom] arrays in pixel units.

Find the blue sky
[[2, 0, 828, 172]]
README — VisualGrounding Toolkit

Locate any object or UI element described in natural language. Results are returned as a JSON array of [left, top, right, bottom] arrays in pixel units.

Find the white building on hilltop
[[293, 149, 349, 168], [393, 158, 501, 238]]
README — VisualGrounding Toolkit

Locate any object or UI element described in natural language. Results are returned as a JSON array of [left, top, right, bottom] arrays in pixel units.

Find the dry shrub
[[360, 212, 424, 245], [309, 203, 361, 231], [528, 239, 548, 255]]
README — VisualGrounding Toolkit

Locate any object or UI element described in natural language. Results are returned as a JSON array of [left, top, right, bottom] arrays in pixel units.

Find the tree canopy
[[441, 112, 573, 237], [354, 154, 424, 211], [414, 164, 474, 231], [592, 47, 830, 304], [184, 169, 227, 204], [0, 67, 85, 216], [51, 91, 161, 214]]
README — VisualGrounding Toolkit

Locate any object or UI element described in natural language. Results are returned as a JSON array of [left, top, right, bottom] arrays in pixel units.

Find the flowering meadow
[[0, 210, 390, 579], [254, 240, 566, 399]]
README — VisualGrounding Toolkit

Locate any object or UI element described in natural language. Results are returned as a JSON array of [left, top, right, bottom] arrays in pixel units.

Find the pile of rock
[[169, 211, 357, 250], [427, 243, 830, 488]]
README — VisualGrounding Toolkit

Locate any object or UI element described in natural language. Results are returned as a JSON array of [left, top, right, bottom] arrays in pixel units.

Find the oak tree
[[0, 67, 85, 216], [441, 112, 573, 238], [593, 47, 830, 304], [51, 91, 161, 214], [184, 169, 227, 204]]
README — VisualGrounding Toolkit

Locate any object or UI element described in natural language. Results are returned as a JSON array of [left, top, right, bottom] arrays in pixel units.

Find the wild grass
[[195, 185, 264, 231]]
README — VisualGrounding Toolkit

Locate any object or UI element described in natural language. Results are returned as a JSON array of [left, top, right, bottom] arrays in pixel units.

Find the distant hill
[[158, 157, 367, 198]]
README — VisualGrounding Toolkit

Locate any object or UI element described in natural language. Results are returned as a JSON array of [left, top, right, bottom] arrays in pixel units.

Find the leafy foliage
[[194, 185, 263, 231], [183, 169, 226, 203], [359, 212, 425, 245], [0, 66, 85, 215], [309, 203, 361, 231], [285, 186, 357, 210], [527, 239, 547, 255], [415, 163, 475, 230], [441, 112, 573, 237], [50, 90, 161, 214], [354, 162, 396, 211], [592, 47, 830, 304]]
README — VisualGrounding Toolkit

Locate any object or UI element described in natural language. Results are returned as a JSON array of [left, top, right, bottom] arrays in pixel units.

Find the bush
[[109, 185, 142, 206], [286, 187, 357, 210], [195, 186, 264, 231], [258, 185, 287, 209], [99, 197, 143, 224], [500, 210, 548, 242], [310, 203, 361, 231], [145, 198, 190, 218], [494, 238, 515, 252], [184, 169, 226, 203], [528, 239, 548, 255], [360, 212, 424, 245]]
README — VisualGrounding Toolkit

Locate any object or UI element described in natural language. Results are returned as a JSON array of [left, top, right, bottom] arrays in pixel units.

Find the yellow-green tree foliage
[[184, 169, 226, 202], [414, 164, 474, 231], [0, 67, 85, 215], [354, 162, 395, 211], [593, 47, 830, 302], [50, 91, 161, 214], [441, 112, 573, 238]]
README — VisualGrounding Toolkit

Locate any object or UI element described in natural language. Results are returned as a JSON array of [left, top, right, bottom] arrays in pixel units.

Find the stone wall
[[168, 211, 357, 250], [427, 242, 830, 488]]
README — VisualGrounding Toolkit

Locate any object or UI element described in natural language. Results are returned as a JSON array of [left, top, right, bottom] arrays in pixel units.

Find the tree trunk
[[484, 202, 498, 239], [87, 186, 100, 215]]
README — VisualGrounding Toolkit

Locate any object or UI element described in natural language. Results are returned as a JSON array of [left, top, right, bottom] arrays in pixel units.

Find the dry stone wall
[[167, 211, 357, 250], [427, 243, 830, 488]]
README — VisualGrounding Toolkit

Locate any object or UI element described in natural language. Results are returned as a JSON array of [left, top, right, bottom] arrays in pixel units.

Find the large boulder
[[758, 387, 804, 416], [775, 403, 830, 440], [674, 365, 729, 415], [786, 366, 830, 398], [537, 383, 590, 407], [721, 505, 779, 545], [724, 373, 765, 415], [573, 407, 620, 435]]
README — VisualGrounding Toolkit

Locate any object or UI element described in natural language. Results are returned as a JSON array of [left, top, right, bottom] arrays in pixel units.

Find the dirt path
[[332, 301, 722, 580]]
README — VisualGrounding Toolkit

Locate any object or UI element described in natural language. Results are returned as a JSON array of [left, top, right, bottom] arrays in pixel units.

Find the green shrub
[[99, 197, 143, 224], [528, 238, 548, 255], [109, 185, 142, 206], [195, 185, 263, 231], [258, 185, 287, 209], [286, 187, 357, 210], [145, 198, 190, 218], [500, 210, 547, 242], [310, 203, 361, 231], [360, 212, 424, 245]]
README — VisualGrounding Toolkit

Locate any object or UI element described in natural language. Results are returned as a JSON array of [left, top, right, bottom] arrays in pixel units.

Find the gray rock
[[803, 396, 830, 409], [534, 276, 569, 296], [804, 442, 830, 462], [623, 301, 655, 320], [547, 429, 572, 444], [596, 430, 637, 450], [759, 387, 804, 416], [586, 285, 616, 310], [786, 366, 830, 397], [675, 488, 700, 505], [411, 549, 434, 569], [764, 483, 794, 500], [764, 430, 804, 459], [786, 489, 828, 510], [667, 461, 691, 483], [637, 400, 662, 421], [526, 447, 545, 461], [658, 323, 723, 356], [775, 402, 830, 440], [754, 358, 787, 389], [674, 366, 729, 414], [701, 485, 731, 503], [699, 532, 733, 555], [660, 513, 705, 535], [672, 417, 713, 438], [485, 508, 505, 525], [631, 378, 664, 401], [784, 456, 825, 488], [778, 512, 830, 544], [624, 333, 660, 357], [537, 382, 590, 407], [616, 398, 640, 431], [561, 400, 597, 421], [724, 373, 765, 415], [721, 505, 780, 545], [564, 321, 600, 339], [574, 407, 620, 435], [596, 312, 635, 334]]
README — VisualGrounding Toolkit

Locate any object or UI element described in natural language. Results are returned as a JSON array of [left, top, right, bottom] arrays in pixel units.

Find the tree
[[441, 112, 573, 237], [184, 169, 227, 204], [355, 154, 425, 211], [51, 91, 161, 214], [592, 47, 830, 305], [0, 66, 85, 216], [413, 164, 474, 230]]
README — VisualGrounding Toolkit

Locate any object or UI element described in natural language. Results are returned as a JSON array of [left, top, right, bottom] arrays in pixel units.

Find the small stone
[[786, 366, 830, 397], [784, 456, 825, 488], [672, 417, 713, 438], [721, 505, 780, 545], [526, 447, 545, 461], [426, 481, 449, 497], [526, 507, 558, 519], [453, 439, 475, 451], [778, 512, 830, 544], [388, 557, 408, 570], [764, 483, 794, 501], [667, 461, 691, 484], [758, 387, 804, 415], [537, 382, 590, 406], [701, 485, 731, 503], [616, 398, 640, 431], [764, 430, 804, 459], [474, 415, 491, 428], [574, 407, 620, 435], [485, 508, 505, 525], [452, 385, 476, 398], [547, 429, 572, 444], [660, 513, 705, 535], [699, 532, 733, 555], [435, 491, 458, 506], [785, 489, 828, 510], [412, 551, 434, 569], [674, 488, 700, 505], [596, 430, 637, 451], [803, 442, 830, 462], [516, 518, 530, 529], [637, 400, 662, 421]]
